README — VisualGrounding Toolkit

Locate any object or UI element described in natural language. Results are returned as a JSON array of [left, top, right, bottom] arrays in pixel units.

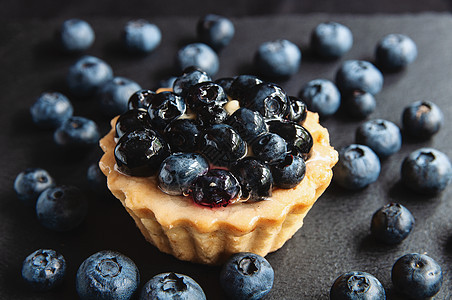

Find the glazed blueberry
[[14, 168, 55, 206], [122, 19, 161, 54], [140, 272, 206, 300], [87, 163, 108, 195], [271, 154, 306, 189], [54, 116, 100, 148], [334, 144, 381, 190], [128, 89, 156, 110], [220, 252, 274, 300], [76, 250, 140, 300], [36, 185, 88, 231], [376, 34, 417, 70], [285, 96, 308, 123], [251, 133, 288, 165], [158, 153, 209, 196], [186, 81, 228, 110], [401, 147, 452, 194], [99, 76, 142, 116], [58, 18, 95, 53], [30, 91, 73, 129], [299, 79, 341, 117], [371, 203, 414, 244], [342, 90, 376, 119], [21, 249, 66, 291], [226, 107, 267, 143], [163, 119, 201, 152], [392, 253, 443, 299], [115, 109, 152, 139], [228, 74, 263, 101], [402, 101, 443, 140], [115, 129, 170, 177], [189, 169, 241, 207], [197, 14, 235, 51], [355, 119, 402, 158], [330, 271, 386, 300], [230, 158, 273, 201], [197, 104, 229, 126], [147, 91, 186, 131], [241, 83, 288, 119], [214, 77, 235, 95], [310, 21, 353, 59], [335, 60, 384, 95], [67, 55, 113, 97], [172, 67, 211, 98], [266, 119, 313, 155], [176, 43, 219, 76], [254, 39, 301, 78]]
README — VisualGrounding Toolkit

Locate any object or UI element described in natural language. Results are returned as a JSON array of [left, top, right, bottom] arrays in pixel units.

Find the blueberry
[[392, 253, 443, 299], [57, 18, 95, 53], [76, 250, 140, 300], [220, 252, 274, 300], [401, 147, 452, 194], [402, 100, 443, 140], [254, 39, 301, 78], [54, 116, 100, 148], [122, 19, 161, 54], [214, 77, 235, 95], [299, 79, 341, 117], [355, 119, 402, 158], [226, 107, 268, 143], [99, 76, 142, 116], [114, 129, 170, 177], [334, 144, 381, 190], [271, 154, 306, 189], [140, 272, 206, 300], [158, 153, 209, 196], [376, 34, 417, 70], [197, 104, 229, 126], [189, 169, 241, 207], [335, 60, 384, 95], [310, 21, 353, 59], [330, 271, 386, 300], [285, 96, 308, 123], [176, 43, 219, 76], [158, 76, 177, 89], [342, 90, 376, 119], [36, 185, 88, 231], [147, 91, 186, 131], [172, 67, 211, 98], [241, 83, 288, 119], [186, 81, 228, 110], [30, 91, 73, 129], [163, 119, 201, 153], [251, 132, 288, 165], [21, 249, 66, 291], [128, 89, 156, 110], [14, 168, 55, 206], [228, 75, 263, 101], [197, 14, 235, 51], [67, 55, 113, 97], [266, 118, 313, 155], [115, 109, 152, 139], [87, 163, 109, 195], [371, 203, 415, 244]]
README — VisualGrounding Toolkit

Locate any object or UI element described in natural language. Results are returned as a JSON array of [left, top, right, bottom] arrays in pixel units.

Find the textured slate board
[[1, 13, 452, 299]]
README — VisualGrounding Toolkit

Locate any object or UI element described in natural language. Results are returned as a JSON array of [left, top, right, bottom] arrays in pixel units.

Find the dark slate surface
[[1, 14, 452, 299]]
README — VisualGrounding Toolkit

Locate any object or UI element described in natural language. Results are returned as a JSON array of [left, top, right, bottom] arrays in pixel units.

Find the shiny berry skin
[[172, 67, 211, 98], [98, 76, 142, 116], [241, 83, 288, 119], [36, 185, 88, 231], [355, 119, 402, 158], [114, 129, 170, 176], [30, 91, 73, 129], [14, 168, 55, 206], [189, 169, 241, 207], [299, 78, 341, 117], [254, 39, 301, 78], [285, 96, 307, 123], [128, 89, 155, 110], [76, 250, 140, 300], [228, 74, 263, 101], [330, 271, 386, 300], [266, 119, 313, 155], [140, 272, 206, 300], [220, 252, 274, 300], [186, 81, 228, 110], [271, 154, 306, 189], [54, 116, 100, 148], [376, 33, 417, 70], [115, 109, 152, 139], [371, 203, 414, 244], [147, 91, 186, 131], [342, 90, 376, 119], [251, 132, 288, 165], [310, 22, 353, 59], [21, 249, 66, 291], [176, 43, 219, 76], [226, 107, 268, 143], [197, 104, 229, 126], [402, 100, 443, 140], [392, 253, 443, 299], [197, 14, 235, 52], [335, 60, 384, 95], [122, 19, 161, 54], [401, 147, 452, 194], [58, 18, 95, 53], [163, 118, 201, 153]]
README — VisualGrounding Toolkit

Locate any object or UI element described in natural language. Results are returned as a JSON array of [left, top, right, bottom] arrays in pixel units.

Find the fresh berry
[[115, 109, 152, 139], [128, 89, 155, 110], [176, 43, 219, 76], [140, 272, 206, 300], [355, 119, 402, 158], [251, 132, 288, 165], [401, 100, 443, 140], [122, 19, 161, 54], [271, 154, 306, 189], [285, 96, 308, 123], [226, 107, 268, 143], [330, 271, 386, 300], [376, 33, 417, 70], [371, 203, 415, 244], [254, 39, 301, 78], [98, 76, 142, 116], [230, 157, 273, 200], [241, 83, 288, 119], [220, 252, 274, 300], [310, 21, 353, 59], [14, 168, 55, 206], [57, 18, 95, 53], [147, 91, 186, 131], [21, 249, 66, 291], [36, 185, 88, 231], [76, 250, 140, 300], [334, 144, 381, 190], [189, 169, 241, 207], [54, 116, 100, 148], [30, 91, 73, 129], [299, 78, 341, 117], [228, 74, 263, 101], [342, 90, 376, 119], [172, 67, 211, 98], [214, 77, 235, 95], [197, 14, 235, 51], [392, 253, 443, 299], [401, 147, 452, 194], [335, 60, 384, 95], [163, 118, 201, 153], [266, 118, 313, 155], [186, 81, 228, 110], [87, 163, 108, 195]]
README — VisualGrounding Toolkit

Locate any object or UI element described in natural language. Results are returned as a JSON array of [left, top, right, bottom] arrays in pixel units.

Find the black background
[[1, 2, 452, 300]]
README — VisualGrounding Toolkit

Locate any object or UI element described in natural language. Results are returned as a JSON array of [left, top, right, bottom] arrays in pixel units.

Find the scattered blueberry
[[115, 109, 152, 139], [285, 96, 308, 123], [310, 21, 353, 59], [21, 249, 66, 291], [172, 67, 211, 98], [30, 91, 73, 129], [254, 39, 301, 78], [271, 154, 306, 189], [128, 89, 156, 110], [58, 18, 95, 53], [342, 90, 376, 119], [355, 119, 402, 158], [251, 132, 288, 165], [230, 157, 273, 200], [54, 116, 100, 148], [140, 272, 206, 300], [226, 107, 268, 143], [98, 76, 142, 116], [176, 43, 219, 76], [376, 33, 417, 70], [401, 100, 443, 140], [14, 168, 55, 206], [330, 271, 386, 300], [266, 118, 313, 155], [241, 83, 288, 119], [158, 76, 177, 89], [147, 91, 186, 131], [299, 79, 341, 117], [227, 75, 263, 101], [163, 118, 201, 153], [371, 203, 415, 244], [335, 60, 384, 95], [87, 163, 109, 195], [197, 14, 235, 51], [122, 19, 161, 54]]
